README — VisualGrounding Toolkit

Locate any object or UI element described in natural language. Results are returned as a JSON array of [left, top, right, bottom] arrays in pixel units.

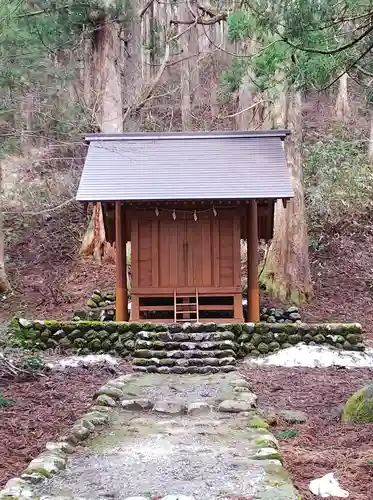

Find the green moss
[[25, 466, 52, 478], [130, 323, 142, 333], [342, 384, 373, 423], [248, 416, 269, 430], [116, 322, 130, 333], [253, 435, 279, 449], [42, 320, 61, 330]]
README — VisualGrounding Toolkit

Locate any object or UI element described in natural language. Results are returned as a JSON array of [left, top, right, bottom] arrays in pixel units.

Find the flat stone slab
[[34, 373, 298, 500], [278, 410, 307, 424]]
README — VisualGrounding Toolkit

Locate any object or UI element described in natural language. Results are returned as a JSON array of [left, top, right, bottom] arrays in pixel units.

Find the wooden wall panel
[[219, 217, 234, 286], [137, 218, 152, 287], [131, 209, 242, 290]]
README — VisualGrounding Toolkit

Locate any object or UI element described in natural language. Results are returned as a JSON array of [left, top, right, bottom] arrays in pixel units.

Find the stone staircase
[[132, 329, 237, 374]]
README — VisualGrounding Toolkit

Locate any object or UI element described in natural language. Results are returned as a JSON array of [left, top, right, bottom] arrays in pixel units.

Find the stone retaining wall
[[10, 318, 364, 355]]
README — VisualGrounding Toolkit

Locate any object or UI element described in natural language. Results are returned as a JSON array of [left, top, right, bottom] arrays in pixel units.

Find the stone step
[[135, 339, 237, 351], [137, 331, 235, 342], [133, 349, 237, 359], [133, 364, 237, 374], [133, 356, 236, 368]]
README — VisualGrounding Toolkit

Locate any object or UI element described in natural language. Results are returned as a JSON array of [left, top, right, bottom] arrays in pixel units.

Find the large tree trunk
[[368, 113, 373, 163], [80, 15, 123, 262], [261, 91, 312, 303], [178, 1, 195, 130], [0, 165, 11, 293], [335, 73, 350, 122]]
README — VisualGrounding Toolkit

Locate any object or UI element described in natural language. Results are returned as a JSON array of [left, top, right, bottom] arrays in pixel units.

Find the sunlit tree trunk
[[335, 73, 350, 121], [261, 91, 312, 303], [80, 13, 123, 262]]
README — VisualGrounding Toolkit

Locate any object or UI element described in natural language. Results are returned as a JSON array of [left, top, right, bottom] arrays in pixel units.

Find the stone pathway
[[34, 372, 298, 500]]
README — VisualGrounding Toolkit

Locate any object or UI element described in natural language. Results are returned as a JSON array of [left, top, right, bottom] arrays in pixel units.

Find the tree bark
[[368, 113, 373, 162], [80, 15, 123, 262], [261, 91, 312, 303], [335, 73, 350, 122], [0, 166, 11, 293]]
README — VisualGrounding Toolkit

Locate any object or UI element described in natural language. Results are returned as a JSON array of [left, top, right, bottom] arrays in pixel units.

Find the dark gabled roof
[[76, 130, 293, 202]]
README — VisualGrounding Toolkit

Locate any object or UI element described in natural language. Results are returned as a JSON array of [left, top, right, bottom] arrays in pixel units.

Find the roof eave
[[84, 129, 291, 143]]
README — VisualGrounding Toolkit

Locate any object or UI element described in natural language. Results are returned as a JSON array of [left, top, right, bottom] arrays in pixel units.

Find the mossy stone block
[[288, 334, 301, 345], [254, 323, 270, 334], [116, 322, 130, 333], [243, 342, 255, 354], [98, 329, 109, 340], [40, 329, 51, 341], [346, 333, 362, 345], [68, 329, 83, 341], [268, 341, 281, 351], [274, 332, 288, 343], [124, 339, 135, 350], [250, 349, 261, 357], [59, 337, 72, 349], [257, 342, 270, 354], [261, 331, 274, 343], [237, 333, 252, 343], [130, 323, 142, 333], [281, 342, 292, 349], [342, 384, 373, 423], [102, 339, 112, 352], [109, 332, 119, 343], [247, 416, 269, 430], [89, 338, 101, 351], [251, 333, 262, 346]]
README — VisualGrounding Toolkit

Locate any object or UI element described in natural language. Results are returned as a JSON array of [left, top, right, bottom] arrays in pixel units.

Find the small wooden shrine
[[77, 130, 293, 323]]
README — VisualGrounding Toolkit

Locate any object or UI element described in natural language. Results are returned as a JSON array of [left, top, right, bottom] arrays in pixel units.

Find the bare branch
[[218, 100, 272, 119], [139, 0, 155, 18], [171, 12, 227, 25]]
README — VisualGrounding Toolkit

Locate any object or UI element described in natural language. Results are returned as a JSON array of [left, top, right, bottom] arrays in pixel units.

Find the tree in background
[[225, 0, 373, 303]]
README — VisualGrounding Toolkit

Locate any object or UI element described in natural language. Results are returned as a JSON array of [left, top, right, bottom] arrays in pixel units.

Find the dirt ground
[[0, 361, 132, 487], [240, 364, 373, 500]]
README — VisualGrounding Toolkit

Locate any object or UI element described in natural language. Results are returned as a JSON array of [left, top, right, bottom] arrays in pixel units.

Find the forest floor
[[0, 360, 132, 487], [241, 364, 373, 500]]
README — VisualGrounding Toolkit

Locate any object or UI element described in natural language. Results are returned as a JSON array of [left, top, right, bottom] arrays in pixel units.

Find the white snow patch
[[309, 473, 349, 498], [46, 354, 118, 370], [245, 344, 373, 368]]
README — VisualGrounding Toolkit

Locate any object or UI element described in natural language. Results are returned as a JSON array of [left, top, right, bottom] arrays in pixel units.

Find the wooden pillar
[[115, 201, 129, 321], [246, 200, 260, 322]]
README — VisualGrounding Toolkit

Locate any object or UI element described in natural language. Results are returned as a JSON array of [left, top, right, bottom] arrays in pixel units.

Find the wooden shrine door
[[131, 210, 241, 291]]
